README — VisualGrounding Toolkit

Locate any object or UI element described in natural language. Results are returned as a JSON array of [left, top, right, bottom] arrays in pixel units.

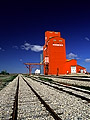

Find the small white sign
[[53, 44, 63, 46], [45, 37, 47, 40], [44, 48, 46, 51], [45, 57, 49, 63]]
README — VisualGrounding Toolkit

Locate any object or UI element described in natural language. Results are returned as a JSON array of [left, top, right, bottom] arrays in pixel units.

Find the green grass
[[0, 74, 17, 91], [39, 77, 53, 82]]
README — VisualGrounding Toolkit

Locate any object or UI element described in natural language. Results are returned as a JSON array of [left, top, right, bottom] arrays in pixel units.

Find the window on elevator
[[53, 39, 56, 41], [59, 40, 62, 42]]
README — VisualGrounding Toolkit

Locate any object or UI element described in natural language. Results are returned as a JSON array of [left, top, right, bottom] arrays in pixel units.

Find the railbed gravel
[[33, 77, 90, 100], [18, 76, 54, 120], [25, 76, 90, 120], [47, 77, 90, 87], [0, 76, 18, 120]]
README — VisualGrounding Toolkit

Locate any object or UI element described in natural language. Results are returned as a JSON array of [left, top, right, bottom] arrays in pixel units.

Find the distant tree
[[0, 70, 9, 75]]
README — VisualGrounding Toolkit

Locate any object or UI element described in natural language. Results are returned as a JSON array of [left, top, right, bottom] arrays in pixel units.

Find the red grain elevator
[[43, 31, 86, 75]]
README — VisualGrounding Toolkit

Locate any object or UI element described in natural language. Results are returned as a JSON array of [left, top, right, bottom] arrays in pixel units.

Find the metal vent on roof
[[55, 32, 58, 34]]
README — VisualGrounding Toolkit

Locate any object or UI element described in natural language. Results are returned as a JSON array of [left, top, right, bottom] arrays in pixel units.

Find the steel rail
[[35, 76, 90, 94], [60, 77, 90, 82], [39, 75, 90, 82], [22, 76, 62, 120], [10, 77, 19, 120], [30, 76, 90, 103], [53, 81, 90, 94], [37, 76, 90, 94]]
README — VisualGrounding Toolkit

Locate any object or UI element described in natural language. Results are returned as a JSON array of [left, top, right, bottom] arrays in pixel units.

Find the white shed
[[35, 69, 40, 74]]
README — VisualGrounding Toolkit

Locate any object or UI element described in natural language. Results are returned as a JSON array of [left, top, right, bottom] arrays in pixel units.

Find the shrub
[[0, 70, 9, 75]]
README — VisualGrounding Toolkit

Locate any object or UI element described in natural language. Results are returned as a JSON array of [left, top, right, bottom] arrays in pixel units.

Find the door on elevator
[[71, 66, 76, 73], [45, 64, 49, 75], [80, 69, 83, 73]]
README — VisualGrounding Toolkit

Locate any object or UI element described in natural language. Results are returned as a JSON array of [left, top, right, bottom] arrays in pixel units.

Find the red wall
[[43, 31, 86, 75], [77, 65, 86, 73], [43, 31, 66, 75], [64, 59, 77, 74]]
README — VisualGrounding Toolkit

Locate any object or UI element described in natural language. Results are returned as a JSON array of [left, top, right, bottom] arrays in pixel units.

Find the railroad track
[[11, 76, 19, 120], [22, 75, 90, 119], [0, 76, 18, 120], [38, 75, 90, 90], [39, 75, 90, 82], [0, 74, 90, 119], [21, 76, 61, 120], [60, 76, 90, 82], [30, 76, 90, 102], [11, 75, 62, 120], [34, 76, 90, 94]]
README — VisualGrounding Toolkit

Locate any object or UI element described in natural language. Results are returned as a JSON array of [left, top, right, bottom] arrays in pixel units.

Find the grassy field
[[0, 74, 18, 91]]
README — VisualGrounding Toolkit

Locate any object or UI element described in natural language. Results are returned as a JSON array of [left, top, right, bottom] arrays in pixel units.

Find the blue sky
[[0, 0, 90, 73]]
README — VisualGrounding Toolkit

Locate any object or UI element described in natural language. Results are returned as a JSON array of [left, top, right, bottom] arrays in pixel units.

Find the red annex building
[[43, 31, 86, 75]]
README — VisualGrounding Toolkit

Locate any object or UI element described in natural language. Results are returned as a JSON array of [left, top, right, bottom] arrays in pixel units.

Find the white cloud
[[21, 42, 43, 52], [0, 47, 5, 51], [85, 37, 90, 41], [31, 45, 43, 52], [20, 59, 23, 62], [2, 49, 5, 51], [85, 58, 90, 62], [21, 43, 31, 51], [24, 43, 30, 46], [12, 46, 19, 49], [67, 53, 77, 59]]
